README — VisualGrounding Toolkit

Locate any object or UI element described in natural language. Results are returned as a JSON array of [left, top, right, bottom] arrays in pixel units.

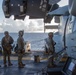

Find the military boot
[[8, 62, 13, 66], [21, 62, 25, 66], [18, 63, 24, 68], [4, 64, 7, 67], [8, 63, 13, 66]]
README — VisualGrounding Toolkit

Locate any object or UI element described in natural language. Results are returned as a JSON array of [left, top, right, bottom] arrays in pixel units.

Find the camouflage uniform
[[17, 30, 25, 68], [45, 37, 56, 54], [45, 32, 56, 67], [1, 31, 14, 67]]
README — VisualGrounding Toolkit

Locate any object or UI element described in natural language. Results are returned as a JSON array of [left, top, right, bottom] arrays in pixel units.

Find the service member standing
[[45, 32, 56, 67], [17, 30, 25, 68], [45, 32, 56, 54], [1, 31, 14, 67]]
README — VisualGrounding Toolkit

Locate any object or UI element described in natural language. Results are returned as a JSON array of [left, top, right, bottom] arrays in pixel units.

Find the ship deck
[[0, 51, 67, 75]]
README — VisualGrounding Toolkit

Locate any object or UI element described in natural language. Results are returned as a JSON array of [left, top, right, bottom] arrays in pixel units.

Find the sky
[[0, 0, 68, 33]]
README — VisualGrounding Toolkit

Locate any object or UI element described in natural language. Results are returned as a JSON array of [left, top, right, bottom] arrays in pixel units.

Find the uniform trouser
[[18, 53, 23, 64], [3, 50, 11, 65], [48, 56, 54, 66], [48, 50, 55, 66]]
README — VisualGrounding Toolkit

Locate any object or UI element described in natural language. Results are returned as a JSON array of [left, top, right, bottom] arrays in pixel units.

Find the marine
[[1, 31, 14, 67], [45, 32, 56, 67], [17, 30, 25, 68]]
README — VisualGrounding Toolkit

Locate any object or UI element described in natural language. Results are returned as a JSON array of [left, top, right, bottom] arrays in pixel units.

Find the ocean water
[[0, 33, 48, 51], [0, 33, 62, 52]]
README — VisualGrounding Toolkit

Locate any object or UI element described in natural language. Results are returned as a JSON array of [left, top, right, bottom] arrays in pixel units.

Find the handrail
[[48, 47, 67, 59]]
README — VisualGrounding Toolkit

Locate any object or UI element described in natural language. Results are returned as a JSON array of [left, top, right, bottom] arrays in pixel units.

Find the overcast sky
[[0, 0, 68, 33]]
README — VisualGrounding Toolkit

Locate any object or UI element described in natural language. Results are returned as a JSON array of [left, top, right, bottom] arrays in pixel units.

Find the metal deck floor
[[0, 60, 48, 75], [0, 51, 66, 75], [0, 51, 48, 75]]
